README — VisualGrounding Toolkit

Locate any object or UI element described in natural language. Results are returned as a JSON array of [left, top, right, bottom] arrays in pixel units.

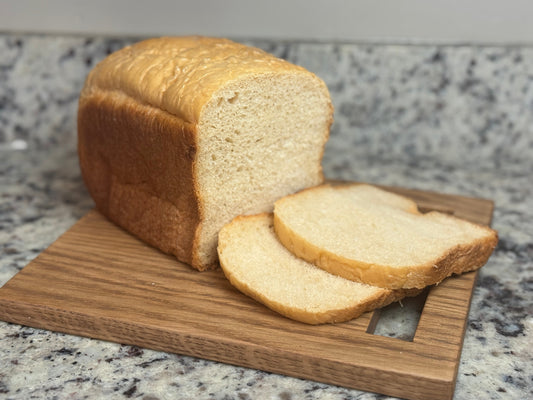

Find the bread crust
[[80, 36, 310, 125], [273, 184, 499, 289], [78, 89, 205, 268]]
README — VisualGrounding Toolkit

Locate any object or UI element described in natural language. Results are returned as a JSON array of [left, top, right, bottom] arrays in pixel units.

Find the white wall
[[1, 0, 532, 44]]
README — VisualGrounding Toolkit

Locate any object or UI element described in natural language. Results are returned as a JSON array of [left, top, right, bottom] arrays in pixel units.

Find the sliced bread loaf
[[217, 213, 419, 324], [273, 184, 498, 289], [78, 36, 332, 271]]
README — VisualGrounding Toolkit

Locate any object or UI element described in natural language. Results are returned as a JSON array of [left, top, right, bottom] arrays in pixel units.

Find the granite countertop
[[1, 34, 532, 399]]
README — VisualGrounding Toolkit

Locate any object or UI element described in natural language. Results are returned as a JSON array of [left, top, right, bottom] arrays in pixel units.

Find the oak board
[[0, 183, 495, 400]]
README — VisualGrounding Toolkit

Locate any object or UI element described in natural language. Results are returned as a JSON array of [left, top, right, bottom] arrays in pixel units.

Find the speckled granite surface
[[0, 33, 532, 399]]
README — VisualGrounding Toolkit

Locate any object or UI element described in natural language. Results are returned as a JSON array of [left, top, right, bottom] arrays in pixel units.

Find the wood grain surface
[[0, 183, 494, 400]]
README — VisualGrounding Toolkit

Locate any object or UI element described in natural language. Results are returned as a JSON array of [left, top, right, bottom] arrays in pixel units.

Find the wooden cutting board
[[0, 183, 494, 400]]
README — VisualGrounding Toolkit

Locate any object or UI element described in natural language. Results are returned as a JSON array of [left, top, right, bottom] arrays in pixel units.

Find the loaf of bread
[[78, 36, 333, 270], [218, 213, 420, 324], [273, 184, 498, 289]]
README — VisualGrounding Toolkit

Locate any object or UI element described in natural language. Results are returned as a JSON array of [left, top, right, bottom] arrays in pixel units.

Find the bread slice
[[217, 213, 420, 324], [78, 36, 332, 271], [273, 184, 498, 289]]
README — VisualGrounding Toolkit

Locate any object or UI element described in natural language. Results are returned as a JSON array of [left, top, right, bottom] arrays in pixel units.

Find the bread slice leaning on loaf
[[218, 213, 420, 324], [273, 184, 498, 289], [78, 36, 333, 270]]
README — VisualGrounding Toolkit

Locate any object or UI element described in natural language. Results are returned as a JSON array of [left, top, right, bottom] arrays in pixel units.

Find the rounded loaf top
[[81, 36, 317, 124]]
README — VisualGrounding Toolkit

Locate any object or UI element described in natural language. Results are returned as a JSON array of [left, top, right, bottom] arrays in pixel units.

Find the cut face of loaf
[[218, 213, 420, 324], [77, 36, 333, 270], [273, 184, 498, 289]]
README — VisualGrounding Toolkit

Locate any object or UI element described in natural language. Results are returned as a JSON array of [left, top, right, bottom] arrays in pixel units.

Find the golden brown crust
[[81, 36, 311, 125], [273, 186, 499, 289], [78, 89, 206, 268]]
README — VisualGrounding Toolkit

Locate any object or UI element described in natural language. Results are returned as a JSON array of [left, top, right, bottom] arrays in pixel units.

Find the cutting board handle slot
[[366, 288, 430, 342]]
